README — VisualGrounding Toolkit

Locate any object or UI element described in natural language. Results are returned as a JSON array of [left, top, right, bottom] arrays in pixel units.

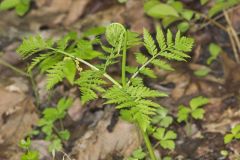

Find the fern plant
[[17, 23, 194, 160]]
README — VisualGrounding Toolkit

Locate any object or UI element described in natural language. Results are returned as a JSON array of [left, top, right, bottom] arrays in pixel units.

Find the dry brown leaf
[[71, 118, 141, 160], [64, 0, 92, 26], [0, 87, 38, 158], [126, 0, 151, 33]]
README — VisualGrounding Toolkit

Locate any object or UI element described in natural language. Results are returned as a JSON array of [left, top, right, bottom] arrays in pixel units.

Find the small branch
[[197, 11, 227, 32], [121, 31, 128, 87], [224, 10, 240, 63], [0, 58, 29, 77], [127, 53, 159, 86], [48, 47, 122, 88], [138, 124, 158, 160]]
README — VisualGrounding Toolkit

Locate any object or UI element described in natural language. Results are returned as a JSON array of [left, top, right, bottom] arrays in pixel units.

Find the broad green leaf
[[164, 130, 177, 140], [160, 140, 175, 150], [181, 9, 194, 20], [190, 96, 209, 109], [15, 1, 29, 16], [191, 108, 205, 119], [177, 22, 190, 33], [177, 105, 190, 122], [232, 124, 240, 135], [162, 16, 182, 28], [153, 128, 165, 140], [224, 133, 234, 144], [194, 67, 211, 77], [144, 2, 179, 19], [132, 148, 146, 159], [59, 130, 70, 140], [0, 0, 19, 10], [171, 1, 183, 12], [207, 43, 222, 65]]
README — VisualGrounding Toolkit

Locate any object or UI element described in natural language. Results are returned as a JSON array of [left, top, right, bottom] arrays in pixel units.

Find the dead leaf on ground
[[0, 87, 38, 159], [71, 116, 141, 160]]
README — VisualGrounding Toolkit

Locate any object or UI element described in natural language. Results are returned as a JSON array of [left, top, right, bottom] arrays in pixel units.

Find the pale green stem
[[127, 53, 160, 86], [48, 47, 122, 88], [0, 58, 29, 77], [139, 124, 157, 160], [121, 31, 128, 87]]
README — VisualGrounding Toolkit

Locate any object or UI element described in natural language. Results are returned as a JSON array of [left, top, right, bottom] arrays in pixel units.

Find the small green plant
[[37, 97, 73, 153], [224, 124, 240, 144], [177, 96, 209, 135], [207, 43, 222, 65], [0, 0, 31, 16], [19, 137, 39, 160], [17, 23, 194, 160], [208, 0, 240, 17], [127, 148, 146, 160], [144, 0, 198, 32], [152, 107, 173, 128], [153, 128, 177, 150]]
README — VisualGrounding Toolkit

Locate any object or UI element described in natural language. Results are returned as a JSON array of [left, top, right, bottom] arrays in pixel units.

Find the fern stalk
[[127, 52, 161, 85], [121, 31, 128, 87], [48, 47, 122, 88], [139, 124, 158, 160]]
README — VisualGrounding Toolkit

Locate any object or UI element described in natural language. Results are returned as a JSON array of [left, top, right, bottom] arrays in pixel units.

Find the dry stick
[[199, 5, 240, 31], [224, 10, 240, 63], [198, 12, 227, 32]]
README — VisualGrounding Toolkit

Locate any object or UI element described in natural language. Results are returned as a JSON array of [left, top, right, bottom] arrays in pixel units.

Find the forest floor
[[0, 0, 240, 160]]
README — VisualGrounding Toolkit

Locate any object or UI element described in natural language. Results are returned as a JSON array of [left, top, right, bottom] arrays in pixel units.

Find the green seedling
[[37, 97, 73, 153], [153, 128, 177, 150], [17, 23, 194, 160], [127, 148, 146, 160], [207, 43, 222, 65], [177, 96, 209, 135], [152, 107, 173, 128], [19, 137, 39, 160], [224, 124, 240, 144]]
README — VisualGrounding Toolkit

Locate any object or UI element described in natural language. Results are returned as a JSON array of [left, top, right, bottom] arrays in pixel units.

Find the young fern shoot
[[17, 23, 194, 160]]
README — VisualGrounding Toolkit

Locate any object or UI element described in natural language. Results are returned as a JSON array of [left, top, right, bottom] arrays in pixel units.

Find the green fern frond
[[104, 85, 167, 131], [175, 31, 194, 52], [166, 30, 173, 47], [75, 70, 106, 103], [126, 31, 141, 47], [143, 29, 158, 56], [46, 58, 76, 89], [136, 53, 148, 64], [39, 54, 63, 73], [17, 35, 53, 58], [159, 52, 186, 61], [140, 67, 157, 78], [46, 61, 65, 89], [156, 26, 166, 50], [151, 59, 174, 71], [130, 77, 144, 87], [105, 23, 126, 48], [28, 52, 53, 72]]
